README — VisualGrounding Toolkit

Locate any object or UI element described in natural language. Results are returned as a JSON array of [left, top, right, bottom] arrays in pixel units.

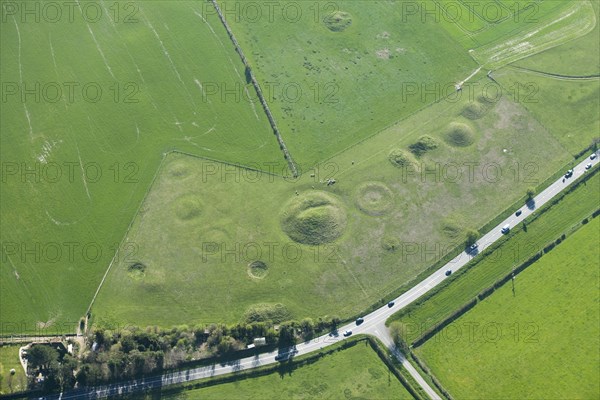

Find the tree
[[526, 187, 535, 200], [27, 345, 59, 372], [389, 322, 411, 354], [465, 229, 478, 246]]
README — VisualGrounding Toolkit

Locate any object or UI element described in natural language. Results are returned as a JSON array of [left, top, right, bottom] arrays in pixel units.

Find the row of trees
[[27, 316, 342, 392]]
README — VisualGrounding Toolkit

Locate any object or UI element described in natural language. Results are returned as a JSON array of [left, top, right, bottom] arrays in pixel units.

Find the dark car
[[445, 270, 452, 276], [356, 317, 364, 325], [388, 301, 395, 308], [515, 210, 522, 217]]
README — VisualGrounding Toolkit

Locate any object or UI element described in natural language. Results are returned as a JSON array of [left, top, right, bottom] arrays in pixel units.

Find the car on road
[[515, 210, 522, 217], [591, 153, 597, 160], [343, 330, 352, 337], [387, 301, 395, 308], [585, 163, 592, 170], [468, 243, 478, 253], [356, 317, 364, 325], [501, 224, 510, 234], [564, 169, 573, 178], [445, 270, 452, 276]]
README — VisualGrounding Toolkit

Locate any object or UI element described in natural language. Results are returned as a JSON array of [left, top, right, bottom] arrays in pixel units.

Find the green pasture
[[388, 171, 600, 344], [417, 218, 600, 399], [0, 1, 283, 334], [0, 345, 26, 395], [133, 341, 414, 400]]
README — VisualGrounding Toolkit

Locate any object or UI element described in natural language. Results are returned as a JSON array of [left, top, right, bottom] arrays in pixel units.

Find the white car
[[343, 330, 352, 337], [501, 224, 510, 234], [585, 163, 592, 170], [591, 153, 597, 160]]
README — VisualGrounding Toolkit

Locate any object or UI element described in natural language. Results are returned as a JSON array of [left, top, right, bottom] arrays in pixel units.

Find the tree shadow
[[526, 198, 536, 210]]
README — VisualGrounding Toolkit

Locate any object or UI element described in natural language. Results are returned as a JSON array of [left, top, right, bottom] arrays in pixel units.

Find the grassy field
[[221, 0, 477, 166], [416, 218, 600, 399], [513, 0, 600, 75], [0, 1, 283, 334], [388, 171, 600, 344], [93, 85, 572, 328], [0, 345, 26, 395], [132, 341, 414, 400]]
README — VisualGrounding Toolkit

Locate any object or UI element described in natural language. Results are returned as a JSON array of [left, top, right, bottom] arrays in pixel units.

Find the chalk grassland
[[0, 345, 26, 395], [0, 1, 283, 334], [93, 87, 571, 328], [417, 218, 600, 399], [488, 1, 600, 155], [218, 0, 477, 166], [493, 69, 599, 155], [387, 172, 600, 345], [131, 341, 414, 400]]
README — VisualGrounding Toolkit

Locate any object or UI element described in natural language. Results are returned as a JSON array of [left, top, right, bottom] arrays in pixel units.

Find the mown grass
[[387, 171, 600, 344], [0, 345, 27, 395], [416, 218, 600, 399], [129, 340, 414, 400], [0, 1, 283, 334]]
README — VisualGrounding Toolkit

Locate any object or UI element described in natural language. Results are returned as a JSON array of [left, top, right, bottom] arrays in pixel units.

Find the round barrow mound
[[388, 148, 414, 168], [281, 191, 347, 245], [324, 11, 352, 32], [167, 162, 191, 179], [355, 182, 394, 216], [461, 102, 486, 120], [128, 262, 146, 279], [173, 194, 203, 221], [444, 122, 475, 147], [381, 236, 400, 252], [248, 261, 269, 279]]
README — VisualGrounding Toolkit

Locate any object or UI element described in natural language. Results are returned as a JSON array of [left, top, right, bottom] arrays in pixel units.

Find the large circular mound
[[444, 122, 475, 147], [248, 261, 269, 279], [461, 102, 486, 120], [355, 182, 394, 216], [388, 149, 414, 168], [173, 194, 203, 221], [281, 191, 347, 245], [324, 11, 352, 32]]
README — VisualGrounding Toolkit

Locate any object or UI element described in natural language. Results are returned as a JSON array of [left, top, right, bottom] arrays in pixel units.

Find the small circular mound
[[444, 122, 475, 147], [442, 222, 462, 238], [168, 162, 191, 179], [281, 191, 347, 245], [173, 194, 202, 221], [248, 261, 269, 279], [324, 11, 352, 32], [461, 102, 486, 120], [355, 182, 394, 216], [409, 135, 439, 157], [388, 149, 414, 168], [128, 262, 146, 279], [381, 236, 400, 252]]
